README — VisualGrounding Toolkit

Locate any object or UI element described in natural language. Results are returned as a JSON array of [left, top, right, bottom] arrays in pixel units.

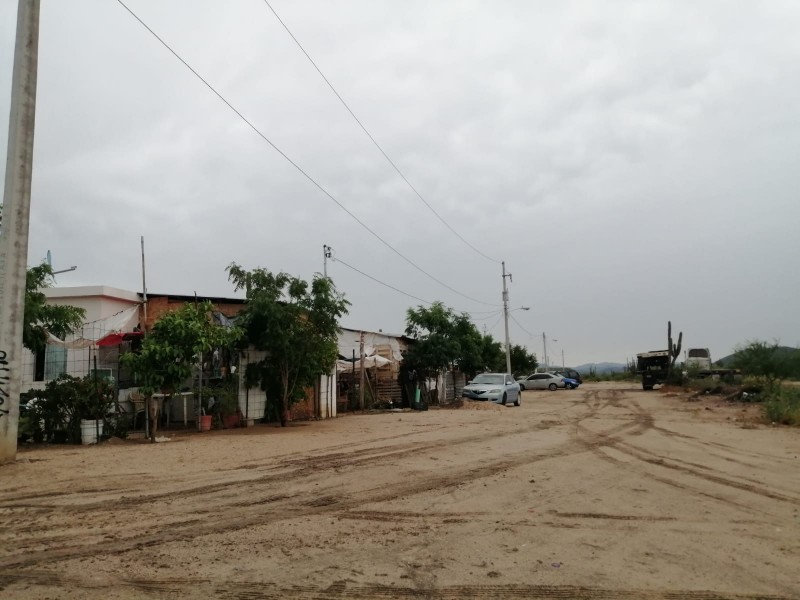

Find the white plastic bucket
[[80, 419, 103, 445]]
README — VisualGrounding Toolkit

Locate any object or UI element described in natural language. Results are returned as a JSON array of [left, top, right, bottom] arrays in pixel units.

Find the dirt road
[[1, 382, 798, 599]]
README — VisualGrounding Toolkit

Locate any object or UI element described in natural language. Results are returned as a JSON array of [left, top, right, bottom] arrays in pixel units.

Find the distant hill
[[574, 362, 626, 374]]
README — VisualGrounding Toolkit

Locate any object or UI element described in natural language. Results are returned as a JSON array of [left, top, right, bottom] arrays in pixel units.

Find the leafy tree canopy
[[505, 344, 539, 377], [732, 340, 799, 390], [404, 302, 512, 379], [404, 302, 538, 381], [404, 302, 462, 377], [227, 264, 349, 426], [24, 263, 86, 353], [122, 300, 241, 395]]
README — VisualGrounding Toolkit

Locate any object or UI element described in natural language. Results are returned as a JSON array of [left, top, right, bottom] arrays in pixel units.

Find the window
[[34, 344, 68, 382], [473, 374, 504, 385], [43, 344, 67, 380]]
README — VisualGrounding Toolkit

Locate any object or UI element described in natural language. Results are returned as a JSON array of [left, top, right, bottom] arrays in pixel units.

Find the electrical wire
[[470, 310, 504, 321], [332, 256, 432, 306], [115, 0, 499, 308], [510, 313, 535, 338], [486, 312, 504, 333], [332, 254, 502, 320], [261, 0, 500, 265]]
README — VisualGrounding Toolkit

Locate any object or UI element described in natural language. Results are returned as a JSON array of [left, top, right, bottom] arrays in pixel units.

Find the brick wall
[[141, 296, 246, 331]]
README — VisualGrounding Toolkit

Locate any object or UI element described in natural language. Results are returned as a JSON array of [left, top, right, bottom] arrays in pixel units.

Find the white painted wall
[[22, 286, 140, 391]]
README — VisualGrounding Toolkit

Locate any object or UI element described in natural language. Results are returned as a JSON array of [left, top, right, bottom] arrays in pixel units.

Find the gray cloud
[[2, 0, 799, 366]]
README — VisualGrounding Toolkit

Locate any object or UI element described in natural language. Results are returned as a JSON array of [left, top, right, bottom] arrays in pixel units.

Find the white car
[[517, 372, 566, 391], [462, 373, 521, 406]]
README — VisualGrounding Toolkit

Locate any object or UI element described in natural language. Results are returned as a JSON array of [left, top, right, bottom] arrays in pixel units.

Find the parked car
[[562, 376, 580, 389], [551, 369, 583, 384], [516, 372, 566, 391], [462, 373, 521, 406]]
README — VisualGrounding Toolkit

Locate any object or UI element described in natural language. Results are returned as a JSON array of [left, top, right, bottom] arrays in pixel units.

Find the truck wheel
[[643, 383, 653, 391]]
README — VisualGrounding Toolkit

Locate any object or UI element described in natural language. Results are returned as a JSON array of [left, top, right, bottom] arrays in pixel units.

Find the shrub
[[26, 375, 116, 443], [197, 382, 239, 428], [739, 376, 765, 401], [105, 413, 131, 439], [763, 387, 800, 426], [688, 378, 723, 395]]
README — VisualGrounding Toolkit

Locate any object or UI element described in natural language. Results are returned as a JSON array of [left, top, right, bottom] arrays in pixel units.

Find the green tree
[[227, 264, 349, 427], [478, 334, 505, 374], [507, 344, 538, 377], [404, 302, 461, 382], [404, 302, 507, 397], [732, 340, 798, 392], [24, 263, 85, 353], [122, 301, 241, 439]]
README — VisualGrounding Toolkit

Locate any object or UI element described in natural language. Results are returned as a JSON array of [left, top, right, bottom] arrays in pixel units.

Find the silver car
[[462, 373, 521, 406], [517, 372, 566, 391]]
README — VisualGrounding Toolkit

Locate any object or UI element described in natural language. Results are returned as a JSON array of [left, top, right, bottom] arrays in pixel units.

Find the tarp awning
[[336, 354, 392, 372], [46, 305, 140, 348], [96, 331, 144, 347]]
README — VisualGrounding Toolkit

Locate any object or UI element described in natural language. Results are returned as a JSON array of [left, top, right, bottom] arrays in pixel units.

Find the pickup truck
[[685, 348, 741, 379]]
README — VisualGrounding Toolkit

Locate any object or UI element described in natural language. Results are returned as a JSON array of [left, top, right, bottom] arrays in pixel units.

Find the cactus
[[667, 321, 683, 376]]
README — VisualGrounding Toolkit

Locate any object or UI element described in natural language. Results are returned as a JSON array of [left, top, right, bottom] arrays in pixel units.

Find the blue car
[[562, 376, 580, 389]]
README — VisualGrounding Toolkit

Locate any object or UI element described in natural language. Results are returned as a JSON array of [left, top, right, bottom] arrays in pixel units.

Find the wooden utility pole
[[0, 0, 40, 464]]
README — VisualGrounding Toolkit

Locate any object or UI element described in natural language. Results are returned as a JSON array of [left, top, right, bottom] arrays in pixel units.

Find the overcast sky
[[2, 0, 799, 367]]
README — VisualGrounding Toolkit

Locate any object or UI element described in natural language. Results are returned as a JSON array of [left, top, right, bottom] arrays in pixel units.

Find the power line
[[262, 0, 501, 265], [115, 0, 499, 309], [333, 255, 432, 306], [486, 312, 504, 333], [471, 310, 504, 321], [332, 253, 501, 320], [510, 313, 535, 338]]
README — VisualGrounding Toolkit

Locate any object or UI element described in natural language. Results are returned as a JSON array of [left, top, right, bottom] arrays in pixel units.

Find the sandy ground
[[1, 382, 799, 599]]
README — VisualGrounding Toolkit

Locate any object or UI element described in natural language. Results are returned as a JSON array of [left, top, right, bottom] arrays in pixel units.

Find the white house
[[22, 285, 141, 392]]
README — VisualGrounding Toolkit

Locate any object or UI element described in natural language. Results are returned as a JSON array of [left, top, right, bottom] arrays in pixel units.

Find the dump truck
[[636, 350, 672, 390], [637, 347, 740, 390]]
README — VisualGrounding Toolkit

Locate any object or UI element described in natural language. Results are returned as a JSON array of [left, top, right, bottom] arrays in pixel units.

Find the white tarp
[[337, 328, 405, 362], [46, 305, 139, 349], [336, 354, 391, 372]]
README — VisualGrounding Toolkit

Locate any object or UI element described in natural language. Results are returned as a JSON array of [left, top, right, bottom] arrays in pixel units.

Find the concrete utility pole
[[501, 262, 512, 375], [542, 332, 548, 370], [0, 0, 40, 465], [358, 331, 365, 410], [323, 244, 331, 278]]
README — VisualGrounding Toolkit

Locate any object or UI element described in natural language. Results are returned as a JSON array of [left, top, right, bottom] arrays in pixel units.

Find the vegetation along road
[[1, 382, 798, 599]]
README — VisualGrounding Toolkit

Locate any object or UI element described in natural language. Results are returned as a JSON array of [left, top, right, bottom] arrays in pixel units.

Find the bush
[[763, 387, 800, 426], [26, 375, 116, 443], [688, 378, 723, 395], [105, 413, 131, 439], [197, 382, 239, 428]]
